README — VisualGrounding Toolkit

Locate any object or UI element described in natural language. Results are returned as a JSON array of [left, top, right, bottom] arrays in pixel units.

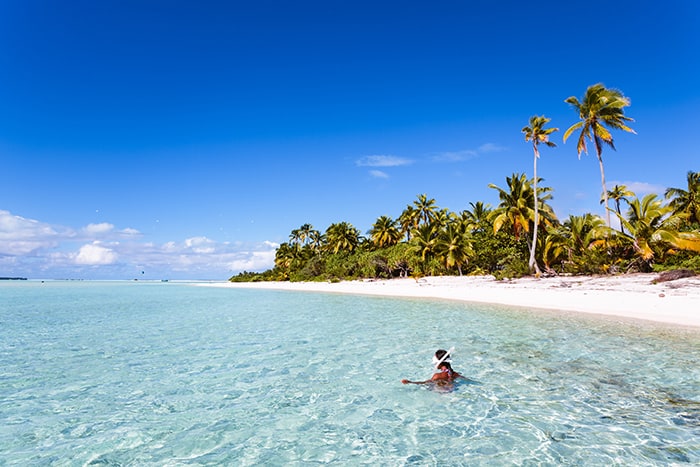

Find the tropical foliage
[[666, 171, 700, 225], [230, 84, 699, 283]]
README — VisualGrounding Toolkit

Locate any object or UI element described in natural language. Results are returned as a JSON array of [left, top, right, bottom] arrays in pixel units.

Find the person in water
[[401, 348, 463, 385]]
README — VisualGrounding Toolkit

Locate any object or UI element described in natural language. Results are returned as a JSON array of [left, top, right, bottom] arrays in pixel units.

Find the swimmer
[[401, 348, 464, 385]]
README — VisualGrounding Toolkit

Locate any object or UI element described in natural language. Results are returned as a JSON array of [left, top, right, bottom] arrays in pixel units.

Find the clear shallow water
[[1, 281, 699, 466]]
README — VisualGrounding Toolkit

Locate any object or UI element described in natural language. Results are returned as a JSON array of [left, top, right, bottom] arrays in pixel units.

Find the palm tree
[[411, 223, 439, 262], [522, 115, 558, 275], [289, 228, 302, 246], [541, 214, 608, 272], [274, 242, 297, 276], [563, 83, 636, 226], [368, 215, 402, 248], [601, 184, 633, 234], [614, 194, 700, 271], [324, 222, 361, 254], [436, 224, 473, 275], [461, 201, 492, 234], [489, 173, 556, 273], [413, 194, 438, 226], [665, 171, 700, 225], [399, 205, 420, 241], [308, 229, 323, 252], [431, 208, 456, 231]]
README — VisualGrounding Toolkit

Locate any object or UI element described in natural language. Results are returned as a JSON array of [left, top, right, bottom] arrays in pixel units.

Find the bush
[[653, 250, 700, 274]]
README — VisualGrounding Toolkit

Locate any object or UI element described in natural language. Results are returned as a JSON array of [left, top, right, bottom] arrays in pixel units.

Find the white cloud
[[433, 143, 507, 163], [83, 223, 114, 235], [74, 242, 118, 265], [1, 209, 280, 279], [432, 150, 478, 162], [119, 227, 141, 237], [356, 155, 413, 167], [0, 210, 70, 255], [478, 142, 507, 153], [184, 236, 216, 253], [228, 249, 278, 272], [369, 170, 389, 179], [82, 223, 141, 238]]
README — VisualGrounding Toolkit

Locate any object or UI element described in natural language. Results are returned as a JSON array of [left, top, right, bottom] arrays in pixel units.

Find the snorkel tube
[[432, 346, 455, 369]]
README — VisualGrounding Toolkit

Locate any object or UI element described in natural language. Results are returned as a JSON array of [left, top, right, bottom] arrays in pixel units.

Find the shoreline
[[199, 274, 700, 328]]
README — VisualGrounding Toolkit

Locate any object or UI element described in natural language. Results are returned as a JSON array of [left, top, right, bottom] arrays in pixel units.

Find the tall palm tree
[[614, 194, 700, 271], [368, 215, 402, 248], [665, 171, 700, 225], [601, 184, 633, 234], [522, 115, 558, 275], [563, 83, 636, 226]]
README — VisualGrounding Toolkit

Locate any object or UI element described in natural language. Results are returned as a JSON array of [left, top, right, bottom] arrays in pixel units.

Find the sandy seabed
[[200, 274, 700, 328]]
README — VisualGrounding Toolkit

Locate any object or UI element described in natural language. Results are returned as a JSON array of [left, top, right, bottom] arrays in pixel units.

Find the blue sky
[[1, 1, 699, 280]]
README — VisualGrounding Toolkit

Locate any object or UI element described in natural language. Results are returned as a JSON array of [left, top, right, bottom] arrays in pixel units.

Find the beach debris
[[652, 269, 697, 284]]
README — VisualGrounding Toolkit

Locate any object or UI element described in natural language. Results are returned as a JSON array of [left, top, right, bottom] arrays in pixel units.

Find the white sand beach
[[202, 274, 700, 328]]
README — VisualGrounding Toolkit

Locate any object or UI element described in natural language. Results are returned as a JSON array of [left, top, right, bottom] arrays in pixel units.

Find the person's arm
[[401, 378, 431, 384]]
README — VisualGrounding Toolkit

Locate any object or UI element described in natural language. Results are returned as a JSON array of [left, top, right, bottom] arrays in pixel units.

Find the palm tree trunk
[[595, 143, 611, 226], [529, 145, 542, 276], [615, 200, 626, 235]]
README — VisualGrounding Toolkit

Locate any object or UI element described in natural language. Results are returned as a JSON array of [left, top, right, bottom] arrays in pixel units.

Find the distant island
[[0, 277, 28, 280]]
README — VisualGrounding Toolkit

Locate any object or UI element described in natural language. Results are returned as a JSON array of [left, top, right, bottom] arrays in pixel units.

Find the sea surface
[[1, 281, 699, 466]]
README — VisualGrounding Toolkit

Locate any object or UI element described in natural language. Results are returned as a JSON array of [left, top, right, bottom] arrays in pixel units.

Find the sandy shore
[[200, 274, 700, 328]]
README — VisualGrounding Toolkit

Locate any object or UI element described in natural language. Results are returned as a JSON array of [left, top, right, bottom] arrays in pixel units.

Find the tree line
[[231, 84, 700, 282]]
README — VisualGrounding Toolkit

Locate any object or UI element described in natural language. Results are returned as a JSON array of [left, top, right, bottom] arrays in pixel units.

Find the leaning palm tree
[[665, 170, 700, 225], [522, 115, 558, 275], [601, 184, 633, 234], [563, 83, 636, 226]]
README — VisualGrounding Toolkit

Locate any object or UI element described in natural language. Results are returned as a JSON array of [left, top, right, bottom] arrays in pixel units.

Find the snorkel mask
[[432, 347, 454, 369]]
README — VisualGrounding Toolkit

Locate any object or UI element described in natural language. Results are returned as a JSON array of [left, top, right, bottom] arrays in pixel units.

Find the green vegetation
[[230, 84, 700, 282]]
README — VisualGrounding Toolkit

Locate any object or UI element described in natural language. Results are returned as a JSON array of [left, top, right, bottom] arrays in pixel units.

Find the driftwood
[[652, 269, 697, 284]]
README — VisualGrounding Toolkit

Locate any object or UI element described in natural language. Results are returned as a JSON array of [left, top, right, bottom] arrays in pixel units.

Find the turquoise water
[[1, 281, 699, 466]]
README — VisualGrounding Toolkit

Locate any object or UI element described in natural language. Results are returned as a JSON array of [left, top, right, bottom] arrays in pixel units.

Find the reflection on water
[[1, 281, 698, 465]]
